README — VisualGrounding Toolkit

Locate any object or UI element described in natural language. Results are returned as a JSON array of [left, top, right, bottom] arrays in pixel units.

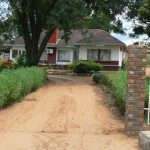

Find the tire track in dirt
[[0, 75, 139, 150]]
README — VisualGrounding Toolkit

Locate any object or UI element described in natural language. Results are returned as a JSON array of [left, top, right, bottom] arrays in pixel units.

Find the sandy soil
[[0, 75, 138, 150], [146, 67, 150, 77]]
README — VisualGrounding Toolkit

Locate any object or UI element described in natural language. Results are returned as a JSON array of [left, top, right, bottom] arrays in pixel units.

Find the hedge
[[0, 67, 47, 108], [69, 60, 102, 74], [93, 71, 149, 113]]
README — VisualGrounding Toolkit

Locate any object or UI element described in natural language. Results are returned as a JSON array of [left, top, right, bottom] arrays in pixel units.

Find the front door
[[47, 48, 56, 64]]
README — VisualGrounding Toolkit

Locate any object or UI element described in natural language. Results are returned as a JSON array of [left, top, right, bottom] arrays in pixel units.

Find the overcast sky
[[111, 16, 149, 45], [111, 33, 148, 45]]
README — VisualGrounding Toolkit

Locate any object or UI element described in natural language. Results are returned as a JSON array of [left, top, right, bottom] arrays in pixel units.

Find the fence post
[[125, 45, 147, 135]]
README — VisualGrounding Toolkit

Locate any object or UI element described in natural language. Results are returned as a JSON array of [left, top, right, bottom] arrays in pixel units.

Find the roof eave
[[75, 43, 126, 47]]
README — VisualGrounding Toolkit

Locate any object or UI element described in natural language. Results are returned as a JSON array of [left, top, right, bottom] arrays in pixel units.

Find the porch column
[[10, 49, 13, 60], [119, 48, 123, 67]]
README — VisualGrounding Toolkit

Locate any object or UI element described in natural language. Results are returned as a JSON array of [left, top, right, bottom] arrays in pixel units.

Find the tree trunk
[[26, 49, 39, 66], [25, 28, 55, 66]]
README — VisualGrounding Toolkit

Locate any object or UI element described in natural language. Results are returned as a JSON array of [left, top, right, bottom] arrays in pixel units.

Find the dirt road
[[0, 75, 138, 150]]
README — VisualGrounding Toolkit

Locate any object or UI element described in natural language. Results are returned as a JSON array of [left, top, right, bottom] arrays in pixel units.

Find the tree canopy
[[0, 0, 129, 66], [127, 0, 150, 37]]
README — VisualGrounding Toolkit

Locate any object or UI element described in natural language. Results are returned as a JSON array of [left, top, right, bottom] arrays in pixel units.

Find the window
[[100, 50, 111, 61], [58, 50, 70, 62], [47, 47, 53, 54], [12, 50, 18, 58], [87, 49, 111, 61], [87, 49, 98, 61]]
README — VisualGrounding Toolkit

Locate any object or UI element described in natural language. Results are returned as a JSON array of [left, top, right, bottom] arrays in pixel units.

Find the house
[[9, 29, 126, 70]]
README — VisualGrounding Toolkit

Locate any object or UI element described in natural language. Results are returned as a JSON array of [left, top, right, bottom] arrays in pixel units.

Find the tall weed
[[0, 67, 47, 108]]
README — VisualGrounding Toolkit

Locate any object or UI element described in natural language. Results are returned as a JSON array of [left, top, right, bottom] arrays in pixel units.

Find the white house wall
[[119, 48, 123, 66], [40, 50, 47, 61], [78, 45, 122, 66]]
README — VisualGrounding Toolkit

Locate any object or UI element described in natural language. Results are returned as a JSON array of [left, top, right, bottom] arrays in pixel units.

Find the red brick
[[125, 46, 147, 135]]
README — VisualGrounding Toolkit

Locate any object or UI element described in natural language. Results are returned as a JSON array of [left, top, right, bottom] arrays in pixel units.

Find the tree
[[137, 0, 150, 36], [127, 0, 150, 37], [1, 0, 88, 66], [84, 12, 124, 33], [1, 0, 129, 66]]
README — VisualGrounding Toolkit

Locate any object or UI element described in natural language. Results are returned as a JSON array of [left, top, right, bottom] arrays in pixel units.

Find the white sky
[[111, 16, 149, 45], [111, 33, 148, 45]]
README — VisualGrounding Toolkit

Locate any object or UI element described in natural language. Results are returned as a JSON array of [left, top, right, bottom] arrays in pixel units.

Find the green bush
[[70, 60, 102, 74], [93, 71, 148, 114], [92, 72, 107, 84], [122, 58, 128, 70], [0, 67, 47, 108], [145, 79, 149, 107], [87, 60, 102, 72], [17, 53, 27, 66], [73, 62, 90, 74]]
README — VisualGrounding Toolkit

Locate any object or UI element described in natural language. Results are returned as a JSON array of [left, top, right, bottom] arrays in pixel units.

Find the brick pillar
[[125, 45, 147, 135]]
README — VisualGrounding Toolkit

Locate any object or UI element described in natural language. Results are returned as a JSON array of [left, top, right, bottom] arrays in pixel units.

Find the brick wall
[[125, 45, 147, 136]]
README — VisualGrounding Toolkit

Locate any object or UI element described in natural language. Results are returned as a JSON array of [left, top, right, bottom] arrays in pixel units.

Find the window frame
[[57, 50, 71, 62], [87, 49, 111, 61], [100, 49, 111, 61], [87, 49, 99, 61]]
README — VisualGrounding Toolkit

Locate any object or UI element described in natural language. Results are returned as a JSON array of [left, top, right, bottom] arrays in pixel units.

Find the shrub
[[73, 62, 90, 74], [122, 58, 128, 70], [87, 60, 102, 72], [92, 72, 107, 84], [17, 53, 27, 66], [93, 71, 148, 114], [0, 67, 47, 108], [70, 60, 102, 74]]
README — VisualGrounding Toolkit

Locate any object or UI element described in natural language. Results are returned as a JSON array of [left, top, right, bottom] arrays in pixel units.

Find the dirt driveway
[[0, 75, 138, 150]]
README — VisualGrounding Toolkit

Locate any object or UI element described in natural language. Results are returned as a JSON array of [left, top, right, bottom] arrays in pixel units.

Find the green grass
[[0, 67, 47, 109], [93, 71, 148, 114]]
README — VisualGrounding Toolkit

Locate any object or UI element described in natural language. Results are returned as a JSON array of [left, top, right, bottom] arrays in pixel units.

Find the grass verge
[[93, 71, 148, 114], [0, 67, 47, 108]]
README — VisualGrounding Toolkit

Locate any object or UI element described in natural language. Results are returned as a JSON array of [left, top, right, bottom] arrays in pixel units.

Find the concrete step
[[139, 131, 150, 150]]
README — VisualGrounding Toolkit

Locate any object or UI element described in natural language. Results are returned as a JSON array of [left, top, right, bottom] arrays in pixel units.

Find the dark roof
[[76, 30, 125, 46], [11, 29, 126, 47], [11, 31, 47, 46], [57, 29, 125, 47], [56, 29, 100, 47]]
